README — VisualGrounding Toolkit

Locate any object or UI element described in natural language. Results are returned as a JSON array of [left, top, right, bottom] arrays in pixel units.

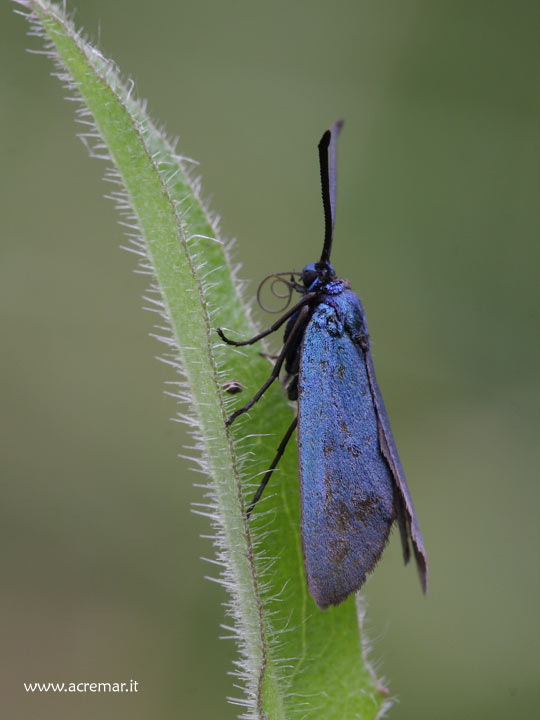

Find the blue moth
[[218, 121, 428, 608]]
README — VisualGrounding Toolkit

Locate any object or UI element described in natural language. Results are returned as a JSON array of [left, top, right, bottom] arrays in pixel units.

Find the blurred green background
[[2, 1, 539, 718]]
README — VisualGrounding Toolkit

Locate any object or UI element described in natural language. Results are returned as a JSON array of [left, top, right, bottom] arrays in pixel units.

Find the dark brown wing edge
[[364, 350, 429, 593]]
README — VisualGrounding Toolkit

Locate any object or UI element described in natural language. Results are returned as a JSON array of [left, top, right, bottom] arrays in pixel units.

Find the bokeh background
[[2, 1, 539, 718]]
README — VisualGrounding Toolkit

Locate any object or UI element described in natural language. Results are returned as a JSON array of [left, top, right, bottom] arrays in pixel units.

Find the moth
[[218, 121, 428, 608]]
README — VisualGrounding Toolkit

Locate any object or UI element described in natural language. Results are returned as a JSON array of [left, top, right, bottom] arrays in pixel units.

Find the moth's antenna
[[319, 119, 344, 264], [318, 130, 332, 263]]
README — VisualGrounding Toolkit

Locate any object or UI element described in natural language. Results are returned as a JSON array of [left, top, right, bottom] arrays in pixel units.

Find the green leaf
[[15, 1, 389, 717]]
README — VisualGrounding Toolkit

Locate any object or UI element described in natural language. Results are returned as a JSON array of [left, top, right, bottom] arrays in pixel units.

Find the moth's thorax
[[321, 278, 350, 296]]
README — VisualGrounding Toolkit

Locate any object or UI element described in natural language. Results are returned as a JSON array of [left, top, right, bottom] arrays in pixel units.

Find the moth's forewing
[[298, 290, 395, 608]]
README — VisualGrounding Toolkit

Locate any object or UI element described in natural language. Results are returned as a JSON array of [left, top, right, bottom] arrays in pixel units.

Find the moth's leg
[[217, 293, 315, 347], [247, 416, 298, 516], [226, 305, 309, 426]]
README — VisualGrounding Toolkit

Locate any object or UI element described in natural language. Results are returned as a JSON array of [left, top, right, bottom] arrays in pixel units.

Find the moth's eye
[[301, 264, 319, 288]]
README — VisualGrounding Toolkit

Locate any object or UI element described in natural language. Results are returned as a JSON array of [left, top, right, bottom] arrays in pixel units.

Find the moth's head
[[301, 261, 336, 291]]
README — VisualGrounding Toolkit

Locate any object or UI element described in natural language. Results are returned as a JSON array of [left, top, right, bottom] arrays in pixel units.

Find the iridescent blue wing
[[298, 289, 428, 608], [298, 291, 396, 608]]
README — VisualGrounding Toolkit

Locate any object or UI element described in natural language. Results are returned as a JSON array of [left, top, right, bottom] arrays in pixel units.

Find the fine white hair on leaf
[[16, 3, 389, 717], [15, 3, 270, 716]]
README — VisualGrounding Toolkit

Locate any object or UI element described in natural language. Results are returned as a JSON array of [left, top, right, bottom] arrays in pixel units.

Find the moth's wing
[[298, 297, 396, 609], [364, 350, 429, 591], [355, 303, 429, 592]]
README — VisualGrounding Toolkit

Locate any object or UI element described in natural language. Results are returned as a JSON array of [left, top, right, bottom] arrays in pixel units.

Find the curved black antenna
[[318, 119, 344, 264], [318, 130, 332, 263]]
